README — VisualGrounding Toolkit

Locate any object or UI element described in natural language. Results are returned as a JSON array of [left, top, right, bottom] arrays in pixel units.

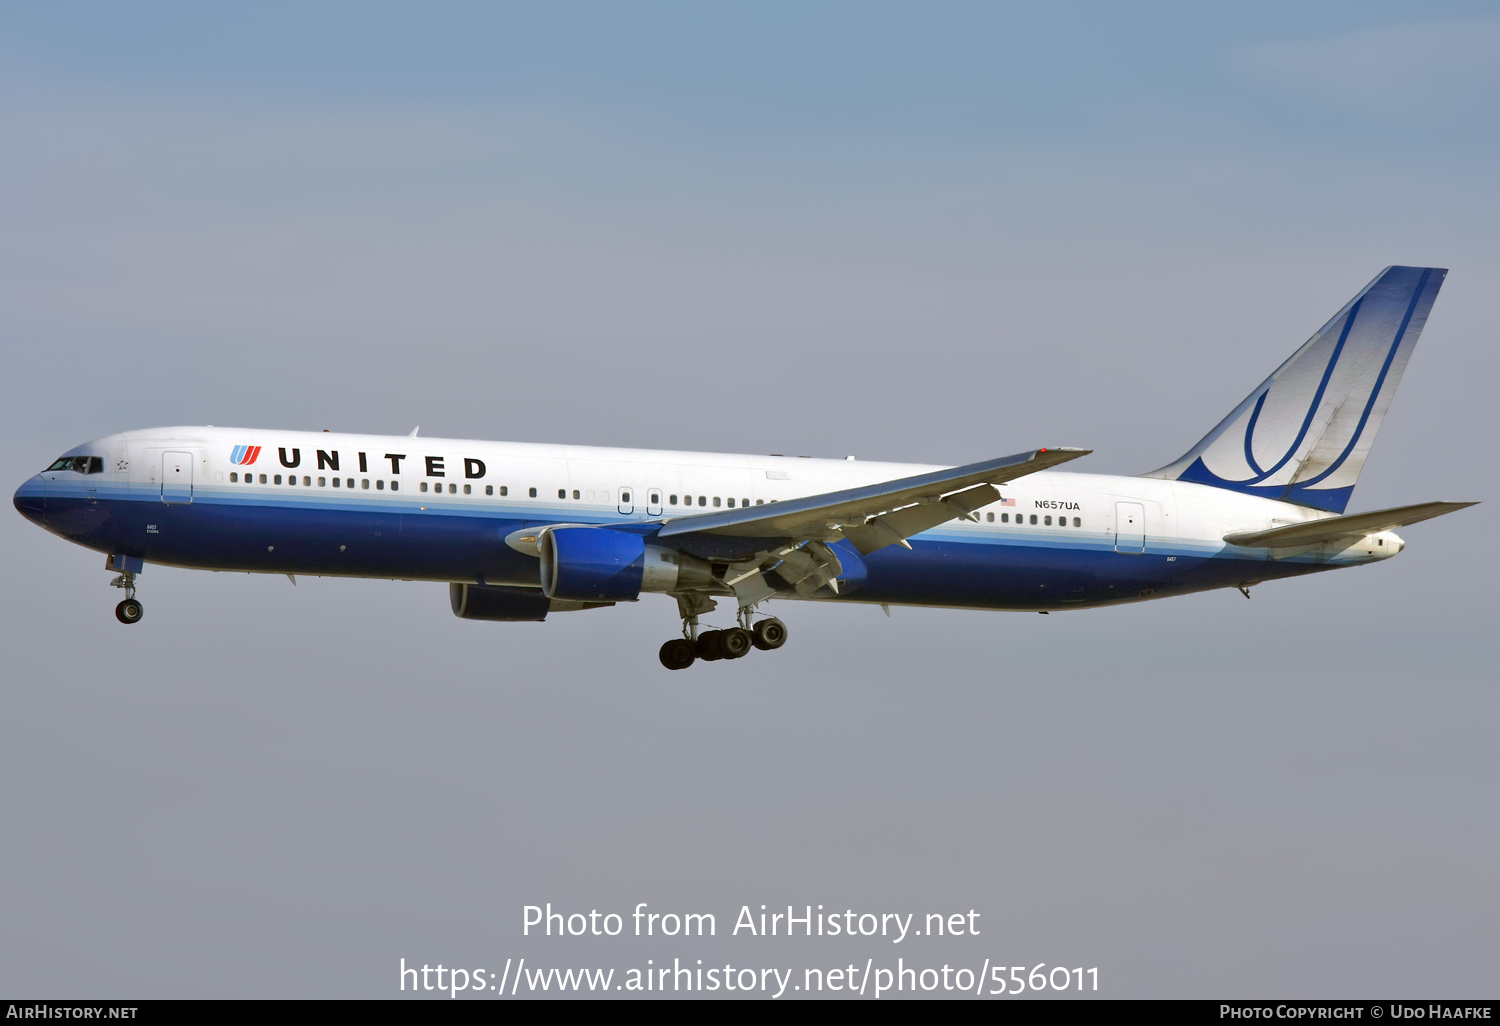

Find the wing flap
[[1223, 500, 1477, 548]]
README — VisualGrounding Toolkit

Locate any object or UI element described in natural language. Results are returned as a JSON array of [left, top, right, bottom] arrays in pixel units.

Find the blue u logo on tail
[[1146, 266, 1446, 513]]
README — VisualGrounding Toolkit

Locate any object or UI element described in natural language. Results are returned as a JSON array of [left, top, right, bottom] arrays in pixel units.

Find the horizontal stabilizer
[[657, 447, 1090, 543], [1223, 500, 1477, 548]]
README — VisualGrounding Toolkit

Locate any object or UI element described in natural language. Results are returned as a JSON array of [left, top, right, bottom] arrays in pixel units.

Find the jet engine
[[449, 582, 613, 622], [538, 527, 714, 602]]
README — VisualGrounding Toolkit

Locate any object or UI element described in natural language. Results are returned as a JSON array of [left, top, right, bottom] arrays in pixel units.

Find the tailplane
[[1145, 266, 1446, 513]]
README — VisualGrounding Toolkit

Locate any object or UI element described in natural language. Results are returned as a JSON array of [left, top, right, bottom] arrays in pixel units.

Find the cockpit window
[[46, 456, 104, 474]]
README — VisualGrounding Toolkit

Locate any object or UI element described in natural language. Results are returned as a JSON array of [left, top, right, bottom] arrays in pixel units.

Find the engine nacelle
[[539, 527, 715, 602], [449, 583, 614, 622]]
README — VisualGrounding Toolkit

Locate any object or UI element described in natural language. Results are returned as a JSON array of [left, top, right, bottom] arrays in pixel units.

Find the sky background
[[1, 1, 1495, 999]]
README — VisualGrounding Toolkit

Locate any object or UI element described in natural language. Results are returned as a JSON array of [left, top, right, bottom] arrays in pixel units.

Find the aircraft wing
[[657, 447, 1091, 553], [1223, 500, 1478, 548]]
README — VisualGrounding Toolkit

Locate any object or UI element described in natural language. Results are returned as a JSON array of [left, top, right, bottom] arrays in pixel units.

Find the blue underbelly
[[39, 494, 1314, 608]]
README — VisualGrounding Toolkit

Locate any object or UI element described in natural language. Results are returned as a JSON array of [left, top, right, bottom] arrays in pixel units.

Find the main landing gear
[[658, 594, 787, 671], [108, 562, 144, 625]]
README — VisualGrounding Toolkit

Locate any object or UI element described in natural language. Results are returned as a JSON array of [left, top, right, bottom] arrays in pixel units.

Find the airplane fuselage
[[13, 426, 1402, 614]]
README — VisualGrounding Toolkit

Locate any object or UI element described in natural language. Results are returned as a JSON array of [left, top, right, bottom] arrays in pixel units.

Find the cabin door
[[1114, 501, 1145, 553], [161, 451, 194, 504]]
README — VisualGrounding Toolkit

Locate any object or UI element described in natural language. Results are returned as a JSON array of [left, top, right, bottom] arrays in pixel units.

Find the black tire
[[751, 617, 787, 650], [720, 627, 752, 659], [658, 638, 696, 671], [115, 599, 144, 625], [695, 630, 724, 661]]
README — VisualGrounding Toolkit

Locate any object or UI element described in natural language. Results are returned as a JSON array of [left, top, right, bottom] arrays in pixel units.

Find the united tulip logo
[[230, 445, 262, 466]]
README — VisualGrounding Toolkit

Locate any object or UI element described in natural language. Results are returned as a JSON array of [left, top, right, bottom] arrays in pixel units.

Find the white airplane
[[14, 266, 1476, 669]]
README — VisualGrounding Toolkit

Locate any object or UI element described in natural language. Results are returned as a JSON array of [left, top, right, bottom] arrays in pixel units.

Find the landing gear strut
[[657, 594, 788, 671], [108, 557, 144, 625]]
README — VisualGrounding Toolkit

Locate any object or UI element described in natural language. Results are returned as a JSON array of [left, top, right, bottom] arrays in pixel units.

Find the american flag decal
[[999, 497, 1015, 506]]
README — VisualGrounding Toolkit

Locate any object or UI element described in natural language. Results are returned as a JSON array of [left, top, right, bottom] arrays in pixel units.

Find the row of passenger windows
[[226, 473, 770, 507], [231, 472, 401, 490], [984, 512, 1082, 527], [224, 471, 1076, 524]]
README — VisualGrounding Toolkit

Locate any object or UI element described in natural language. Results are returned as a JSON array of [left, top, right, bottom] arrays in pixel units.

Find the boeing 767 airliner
[[13, 266, 1476, 669]]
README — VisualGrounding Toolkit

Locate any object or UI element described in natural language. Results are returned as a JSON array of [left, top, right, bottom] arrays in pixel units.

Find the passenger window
[[464, 484, 472, 495], [230, 472, 238, 483], [756, 499, 764, 505], [377, 480, 385, 490], [986, 512, 993, 522], [346, 478, 353, 488], [333, 477, 341, 488], [622, 491, 631, 503], [391, 481, 399, 492], [1030, 514, 1037, 524], [274, 474, 283, 485], [447, 483, 455, 494], [558, 489, 566, 499], [362, 479, 370, 489], [726, 497, 734, 507], [670, 494, 678, 505], [742, 498, 749, 507], [500, 486, 508, 496], [529, 487, 537, 497], [1001, 513, 1009, 523], [1073, 517, 1081, 527], [485, 485, 493, 496], [419, 482, 428, 493], [575, 489, 582, 500], [698, 496, 706, 507], [318, 476, 326, 487], [683, 495, 691, 505]]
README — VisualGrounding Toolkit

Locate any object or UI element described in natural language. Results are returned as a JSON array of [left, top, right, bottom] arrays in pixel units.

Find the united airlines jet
[[13, 266, 1476, 669]]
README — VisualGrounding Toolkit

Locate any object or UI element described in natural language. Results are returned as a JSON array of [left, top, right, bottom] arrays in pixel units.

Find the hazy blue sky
[[1, 2, 1495, 998]]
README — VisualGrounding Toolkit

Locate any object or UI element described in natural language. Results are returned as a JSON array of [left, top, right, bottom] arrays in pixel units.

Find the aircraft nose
[[13, 477, 47, 523]]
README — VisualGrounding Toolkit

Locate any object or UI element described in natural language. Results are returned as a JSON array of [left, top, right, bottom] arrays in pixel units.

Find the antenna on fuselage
[[409, 426, 420, 437]]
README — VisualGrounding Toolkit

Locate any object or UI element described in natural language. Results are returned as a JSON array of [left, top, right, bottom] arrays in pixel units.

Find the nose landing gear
[[657, 594, 788, 671], [107, 555, 144, 625]]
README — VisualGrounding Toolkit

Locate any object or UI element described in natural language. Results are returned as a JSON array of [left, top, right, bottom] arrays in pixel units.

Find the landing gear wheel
[[115, 598, 144, 625], [719, 627, 752, 659], [695, 630, 725, 661], [751, 617, 787, 650], [659, 638, 696, 671]]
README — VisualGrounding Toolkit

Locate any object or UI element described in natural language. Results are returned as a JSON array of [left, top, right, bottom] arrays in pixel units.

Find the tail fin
[[1144, 266, 1446, 513]]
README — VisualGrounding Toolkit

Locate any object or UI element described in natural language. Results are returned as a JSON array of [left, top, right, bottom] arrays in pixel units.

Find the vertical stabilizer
[[1144, 266, 1446, 513]]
